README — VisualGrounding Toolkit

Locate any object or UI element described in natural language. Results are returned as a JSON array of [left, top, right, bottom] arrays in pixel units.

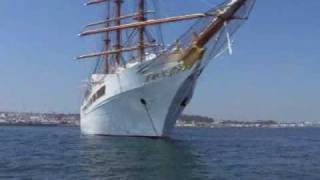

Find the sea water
[[0, 126, 319, 180]]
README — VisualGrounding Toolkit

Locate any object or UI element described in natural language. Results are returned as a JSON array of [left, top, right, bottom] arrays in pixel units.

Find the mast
[[103, 34, 110, 73], [103, 1, 111, 73], [114, 0, 122, 66], [136, 0, 145, 61]]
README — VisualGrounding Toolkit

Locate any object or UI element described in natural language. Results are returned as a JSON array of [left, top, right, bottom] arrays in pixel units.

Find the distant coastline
[[0, 112, 319, 128], [0, 112, 80, 127]]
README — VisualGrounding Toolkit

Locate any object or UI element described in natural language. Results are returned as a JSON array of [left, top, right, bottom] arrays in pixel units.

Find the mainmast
[[136, 0, 145, 61], [114, 0, 122, 66]]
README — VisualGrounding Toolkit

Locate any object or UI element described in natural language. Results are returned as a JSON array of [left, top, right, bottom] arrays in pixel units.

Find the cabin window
[[85, 86, 106, 109], [96, 86, 105, 99]]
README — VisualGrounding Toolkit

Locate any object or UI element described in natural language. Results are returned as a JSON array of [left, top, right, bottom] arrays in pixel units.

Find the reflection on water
[[79, 135, 207, 180]]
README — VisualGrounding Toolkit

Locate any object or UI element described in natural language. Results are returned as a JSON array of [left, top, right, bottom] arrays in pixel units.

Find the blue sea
[[0, 126, 319, 180]]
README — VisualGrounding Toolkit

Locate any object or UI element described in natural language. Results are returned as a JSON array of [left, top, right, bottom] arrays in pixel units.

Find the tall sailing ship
[[77, 0, 255, 137]]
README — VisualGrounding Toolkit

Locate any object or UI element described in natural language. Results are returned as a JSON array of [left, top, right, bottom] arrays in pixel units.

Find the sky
[[0, 0, 319, 122]]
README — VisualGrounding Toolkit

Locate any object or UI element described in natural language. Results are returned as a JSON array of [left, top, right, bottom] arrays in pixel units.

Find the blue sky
[[0, 0, 319, 122]]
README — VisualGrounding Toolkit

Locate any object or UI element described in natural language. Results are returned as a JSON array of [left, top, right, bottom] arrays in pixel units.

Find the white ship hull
[[81, 58, 201, 137], [79, 0, 255, 137]]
